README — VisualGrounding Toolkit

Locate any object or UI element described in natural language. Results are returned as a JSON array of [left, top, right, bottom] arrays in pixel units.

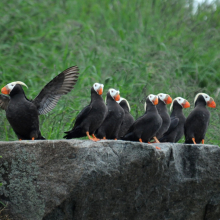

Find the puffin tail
[[159, 136, 166, 142], [121, 132, 135, 141], [63, 127, 84, 139], [37, 131, 46, 140]]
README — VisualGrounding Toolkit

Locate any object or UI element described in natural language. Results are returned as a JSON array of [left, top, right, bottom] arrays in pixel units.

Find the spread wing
[[33, 66, 79, 115], [0, 94, 10, 110], [73, 105, 92, 128], [163, 116, 179, 136]]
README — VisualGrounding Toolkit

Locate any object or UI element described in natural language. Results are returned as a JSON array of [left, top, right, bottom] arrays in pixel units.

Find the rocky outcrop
[[0, 140, 220, 220]]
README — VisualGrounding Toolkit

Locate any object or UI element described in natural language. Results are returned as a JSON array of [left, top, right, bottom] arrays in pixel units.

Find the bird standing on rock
[[0, 66, 79, 140], [154, 93, 172, 140], [96, 89, 124, 140], [184, 93, 216, 144], [159, 97, 190, 143], [117, 97, 135, 138], [64, 83, 107, 141], [122, 94, 162, 147]]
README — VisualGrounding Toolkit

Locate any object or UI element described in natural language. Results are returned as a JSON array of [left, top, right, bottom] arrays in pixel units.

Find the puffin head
[[194, 93, 216, 108], [158, 93, 172, 104], [93, 83, 104, 95], [1, 81, 28, 95], [170, 97, 190, 111], [144, 94, 158, 111], [117, 97, 131, 112], [108, 88, 120, 101]]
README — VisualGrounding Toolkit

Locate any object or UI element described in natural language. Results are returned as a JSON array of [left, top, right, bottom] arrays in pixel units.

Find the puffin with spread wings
[[0, 66, 79, 140]]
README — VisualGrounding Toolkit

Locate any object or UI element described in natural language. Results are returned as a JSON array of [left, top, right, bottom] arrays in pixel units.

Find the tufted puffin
[[0, 66, 79, 140], [116, 97, 135, 138], [95, 89, 124, 140], [122, 94, 162, 146], [63, 83, 107, 141], [153, 93, 172, 140], [184, 93, 216, 144], [159, 97, 190, 143]]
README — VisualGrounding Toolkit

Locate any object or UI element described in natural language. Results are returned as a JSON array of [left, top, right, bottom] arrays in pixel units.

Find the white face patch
[[170, 97, 185, 111], [148, 94, 157, 103], [194, 93, 210, 104], [145, 94, 157, 110], [93, 83, 104, 93], [5, 81, 28, 93], [7, 83, 16, 92], [158, 93, 167, 103], [109, 88, 119, 99]]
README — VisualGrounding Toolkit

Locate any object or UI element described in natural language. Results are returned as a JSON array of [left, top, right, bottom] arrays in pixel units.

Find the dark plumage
[[64, 83, 107, 141], [184, 93, 216, 144], [0, 66, 79, 140], [159, 97, 190, 143], [117, 97, 135, 138], [122, 94, 162, 143], [154, 93, 172, 139], [96, 89, 124, 140]]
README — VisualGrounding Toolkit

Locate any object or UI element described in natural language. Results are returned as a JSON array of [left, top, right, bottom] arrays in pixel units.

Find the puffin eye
[[111, 90, 113, 93]]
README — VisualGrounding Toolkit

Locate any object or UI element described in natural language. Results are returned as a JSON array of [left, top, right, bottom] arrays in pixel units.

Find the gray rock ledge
[[0, 140, 220, 220]]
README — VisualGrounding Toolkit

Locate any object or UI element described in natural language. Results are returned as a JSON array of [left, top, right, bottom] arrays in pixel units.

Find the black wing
[[33, 66, 79, 115], [163, 116, 179, 136], [73, 105, 92, 128], [0, 94, 10, 110]]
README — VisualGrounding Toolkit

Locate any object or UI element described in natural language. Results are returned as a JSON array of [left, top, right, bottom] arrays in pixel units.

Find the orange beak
[[114, 94, 120, 101], [98, 87, 103, 95], [207, 100, 216, 108], [182, 101, 190, 108], [165, 96, 172, 104], [153, 97, 158, 105], [1, 86, 10, 95]]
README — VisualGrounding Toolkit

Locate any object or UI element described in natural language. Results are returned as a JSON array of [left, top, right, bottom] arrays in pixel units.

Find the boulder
[[0, 140, 220, 220]]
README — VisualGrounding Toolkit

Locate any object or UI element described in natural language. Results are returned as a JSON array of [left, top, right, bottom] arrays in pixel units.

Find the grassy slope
[[0, 0, 220, 144]]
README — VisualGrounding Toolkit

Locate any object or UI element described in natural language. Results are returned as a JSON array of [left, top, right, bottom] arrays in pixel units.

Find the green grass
[[0, 0, 220, 144]]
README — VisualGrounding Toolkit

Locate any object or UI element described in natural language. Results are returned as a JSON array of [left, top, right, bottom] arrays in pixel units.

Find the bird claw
[[155, 146, 161, 150]]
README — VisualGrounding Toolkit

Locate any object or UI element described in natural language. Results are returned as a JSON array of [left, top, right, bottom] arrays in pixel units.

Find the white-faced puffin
[[159, 97, 190, 143], [116, 97, 135, 138], [95, 89, 124, 140], [122, 94, 162, 146], [63, 83, 107, 141], [184, 93, 216, 144], [0, 66, 79, 140], [154, 93, 172, 139]]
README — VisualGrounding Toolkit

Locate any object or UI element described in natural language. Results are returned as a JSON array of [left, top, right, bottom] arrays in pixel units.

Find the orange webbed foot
[[192, 138, 196, 144], [92, 134, 100, 141], [153, 137, 160, 143], [139, 138, 143, 143], [155, 146, 161, 150]]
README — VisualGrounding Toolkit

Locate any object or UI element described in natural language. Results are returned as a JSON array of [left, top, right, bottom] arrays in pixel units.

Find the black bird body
[[117, 98, 135, 138], [64, 85, 107, 139], [184, 93, 215, 144], [6, 86, 44, 139], [155, 99, 171, 139], [159, 100, 187, 143], [0, 66, 79, 140], [123, 95, 162, 142], [96, 91, 124, 139]]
